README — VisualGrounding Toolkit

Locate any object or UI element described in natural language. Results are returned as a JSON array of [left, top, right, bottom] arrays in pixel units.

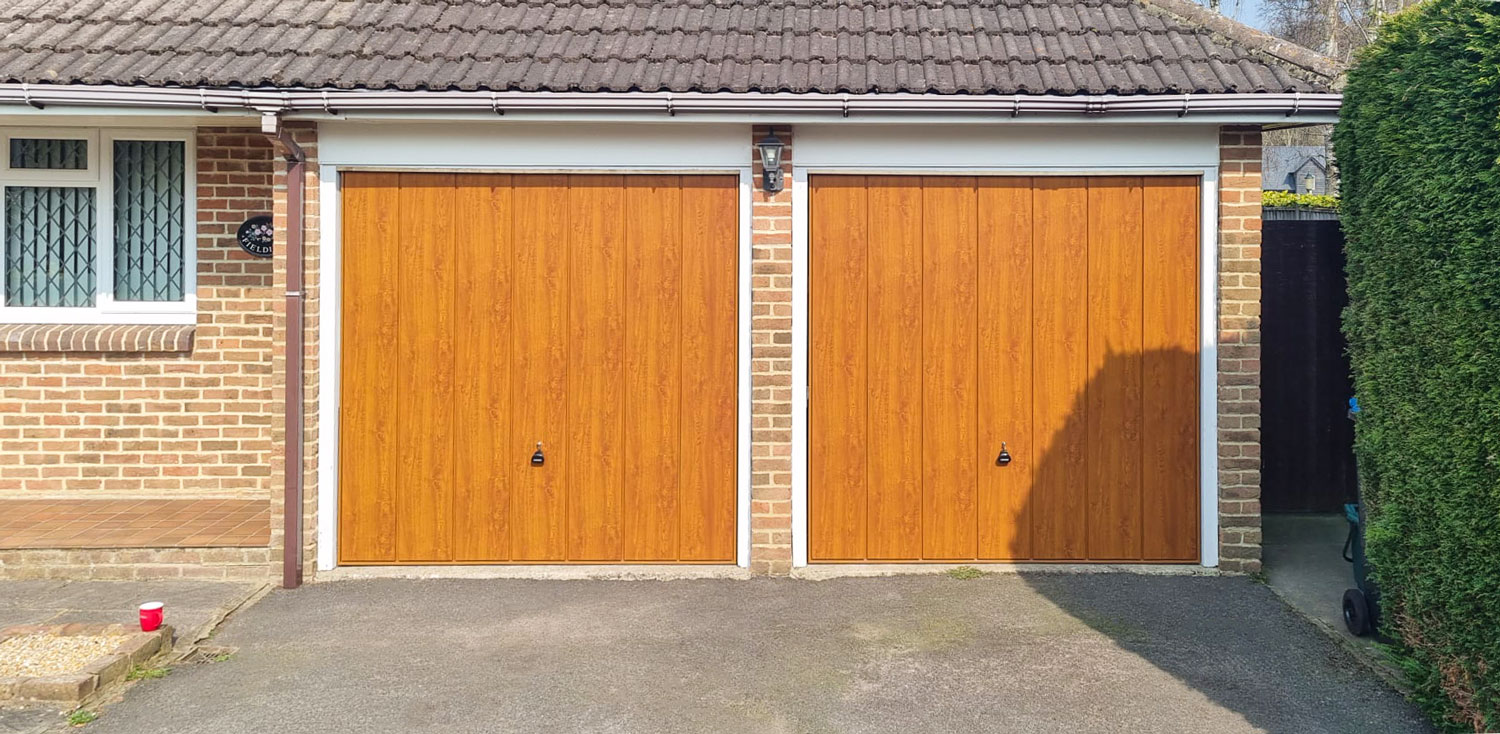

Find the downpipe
[[261, 112, 306, 590]]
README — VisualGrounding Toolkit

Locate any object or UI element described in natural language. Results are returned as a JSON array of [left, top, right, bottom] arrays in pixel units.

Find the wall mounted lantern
[[757, 129, 785, 194]]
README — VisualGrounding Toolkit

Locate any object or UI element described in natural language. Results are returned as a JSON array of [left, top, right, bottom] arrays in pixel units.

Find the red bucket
[[139, 602, 164, 632]]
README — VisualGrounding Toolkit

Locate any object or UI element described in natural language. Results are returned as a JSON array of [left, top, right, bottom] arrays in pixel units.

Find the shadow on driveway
[[80, 574, 1427, 734]]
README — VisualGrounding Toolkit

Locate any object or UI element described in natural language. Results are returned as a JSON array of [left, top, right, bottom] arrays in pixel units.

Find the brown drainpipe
[[262, 113, 306, 589]]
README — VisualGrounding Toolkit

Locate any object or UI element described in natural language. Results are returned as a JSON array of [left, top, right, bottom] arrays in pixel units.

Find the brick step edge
[[0, 623, 173, 705]]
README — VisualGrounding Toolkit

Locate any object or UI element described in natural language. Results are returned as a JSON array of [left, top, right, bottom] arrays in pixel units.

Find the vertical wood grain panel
[[809, 176, 869, 560], [510, 175, 569, 561], [864, 177, 923, 560], [806, 174, 1198, 564], [452, 174, 512, 561], [1142, 176, 1201, 561], [921, 177, 979, 560], [342, 173, 740, 565], [338, 173, 399, 563], [1031, 177, 1089, 560], [678, 175, 739, 561], [395, 173, 456, 561], [623, 176, 683, 561], [977, 178, 1034, 561], [1085, 178, 1145, 560], [566, 175, 626, 561]]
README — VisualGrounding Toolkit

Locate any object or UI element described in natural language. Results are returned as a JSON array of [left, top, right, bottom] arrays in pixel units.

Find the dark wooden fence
[[1260, 208, 1358, 513]]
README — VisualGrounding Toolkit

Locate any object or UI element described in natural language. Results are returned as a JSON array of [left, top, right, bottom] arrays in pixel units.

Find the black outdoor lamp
[[757, 129, 786, 194]]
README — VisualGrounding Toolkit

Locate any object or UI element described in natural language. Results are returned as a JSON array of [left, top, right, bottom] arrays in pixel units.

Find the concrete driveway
[[80, 573, 1428, 734]]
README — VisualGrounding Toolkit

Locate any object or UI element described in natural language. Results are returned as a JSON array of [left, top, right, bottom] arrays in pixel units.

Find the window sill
[[0, 323, 194, 353]]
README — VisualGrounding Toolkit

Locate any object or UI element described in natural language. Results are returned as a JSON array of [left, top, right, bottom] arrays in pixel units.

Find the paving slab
[[76, 573, 1429, 734], [0, 581, 261, 644], [0, 707, 54, 734]]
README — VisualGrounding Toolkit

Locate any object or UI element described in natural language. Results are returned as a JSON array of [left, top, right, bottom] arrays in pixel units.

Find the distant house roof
[[0, 0, 1337, 96], [1264, 145, 1327, 189]]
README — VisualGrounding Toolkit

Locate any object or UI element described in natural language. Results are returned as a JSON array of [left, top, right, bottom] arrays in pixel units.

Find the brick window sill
[[0, 324, 194, 353]]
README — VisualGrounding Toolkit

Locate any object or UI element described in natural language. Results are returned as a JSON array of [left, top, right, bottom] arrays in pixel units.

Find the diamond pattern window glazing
[[4, 186, 96, 307], [113, 140, 185, 302], [10, 139, 88, 170]]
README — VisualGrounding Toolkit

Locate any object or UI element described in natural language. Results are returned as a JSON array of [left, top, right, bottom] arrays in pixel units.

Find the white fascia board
[[0, 108, 259, 126], [287, 110, 1339, 126]]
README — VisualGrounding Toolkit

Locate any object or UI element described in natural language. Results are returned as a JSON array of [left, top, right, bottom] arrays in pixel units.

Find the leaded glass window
[[3, 186, 97, 307], [113, 140, 185, 301]]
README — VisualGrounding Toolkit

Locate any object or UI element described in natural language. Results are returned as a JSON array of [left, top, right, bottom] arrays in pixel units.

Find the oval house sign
[[236, 215, 274, 258]]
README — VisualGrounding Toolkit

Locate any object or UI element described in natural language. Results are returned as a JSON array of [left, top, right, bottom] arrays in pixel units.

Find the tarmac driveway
[[83, 573, 1428, 734]]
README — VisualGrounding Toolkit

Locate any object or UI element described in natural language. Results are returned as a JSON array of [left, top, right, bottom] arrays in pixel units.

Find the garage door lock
[[531, 442, 545, 466], [996, 443, 1012, 466]]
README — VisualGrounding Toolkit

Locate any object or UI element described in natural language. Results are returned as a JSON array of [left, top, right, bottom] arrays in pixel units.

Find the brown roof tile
[[0, 0, 1335, 95]]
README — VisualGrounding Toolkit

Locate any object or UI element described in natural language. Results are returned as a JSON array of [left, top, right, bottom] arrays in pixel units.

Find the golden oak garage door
[[339, 173, 738, 564], [810, 176, 1200, 562]]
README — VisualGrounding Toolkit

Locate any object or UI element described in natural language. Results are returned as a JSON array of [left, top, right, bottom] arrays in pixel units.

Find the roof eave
[[0, 85, 1341, 121]]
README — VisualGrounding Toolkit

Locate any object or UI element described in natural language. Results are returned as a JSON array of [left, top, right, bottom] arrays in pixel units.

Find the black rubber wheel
[[1343, 588, 1372, 636]]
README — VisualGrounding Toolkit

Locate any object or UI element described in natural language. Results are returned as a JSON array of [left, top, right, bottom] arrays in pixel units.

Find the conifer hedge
[[1333, 0, 1500, 728]]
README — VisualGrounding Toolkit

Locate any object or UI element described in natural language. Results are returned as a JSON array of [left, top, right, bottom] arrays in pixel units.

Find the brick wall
[[0, 127, 276, 580], [749, 126, 795, 575], [1216, 125, 1264, 574]]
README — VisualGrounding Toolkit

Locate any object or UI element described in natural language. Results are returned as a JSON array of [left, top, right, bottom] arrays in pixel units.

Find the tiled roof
[[0, 0, 1335, 96]]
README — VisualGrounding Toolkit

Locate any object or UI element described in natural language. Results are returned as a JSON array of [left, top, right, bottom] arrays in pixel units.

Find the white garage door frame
[[314, 122, 754, 570], [788, 124, 1223, 568]]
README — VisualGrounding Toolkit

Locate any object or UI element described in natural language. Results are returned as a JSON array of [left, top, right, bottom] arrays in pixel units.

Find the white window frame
[[0, 127, 196, 324]]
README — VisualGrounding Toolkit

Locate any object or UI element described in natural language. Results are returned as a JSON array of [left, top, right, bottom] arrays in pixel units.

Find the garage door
[[338, 173, 738, 564], [810, 176, 1199, 562]]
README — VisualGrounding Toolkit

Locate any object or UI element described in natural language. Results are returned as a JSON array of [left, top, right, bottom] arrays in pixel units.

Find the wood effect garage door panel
[[339, 173, 737, 564], [810, 175, 1199, 562]]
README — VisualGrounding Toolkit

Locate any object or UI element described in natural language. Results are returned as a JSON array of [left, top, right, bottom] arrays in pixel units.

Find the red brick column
[[749, 126, 794, 575], [1216, 125, 1264, 573]]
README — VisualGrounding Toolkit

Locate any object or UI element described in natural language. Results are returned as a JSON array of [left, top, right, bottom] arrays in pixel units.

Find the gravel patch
[[0, 633, 126, 677]]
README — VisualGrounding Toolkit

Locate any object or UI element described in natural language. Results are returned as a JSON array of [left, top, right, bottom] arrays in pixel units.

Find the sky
[[1219, 0, 1277, 31]]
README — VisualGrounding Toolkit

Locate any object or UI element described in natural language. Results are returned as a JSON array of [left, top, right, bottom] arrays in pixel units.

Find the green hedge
[[1262, 190, 1339, 209], [1333, 0, 1500, 729]]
